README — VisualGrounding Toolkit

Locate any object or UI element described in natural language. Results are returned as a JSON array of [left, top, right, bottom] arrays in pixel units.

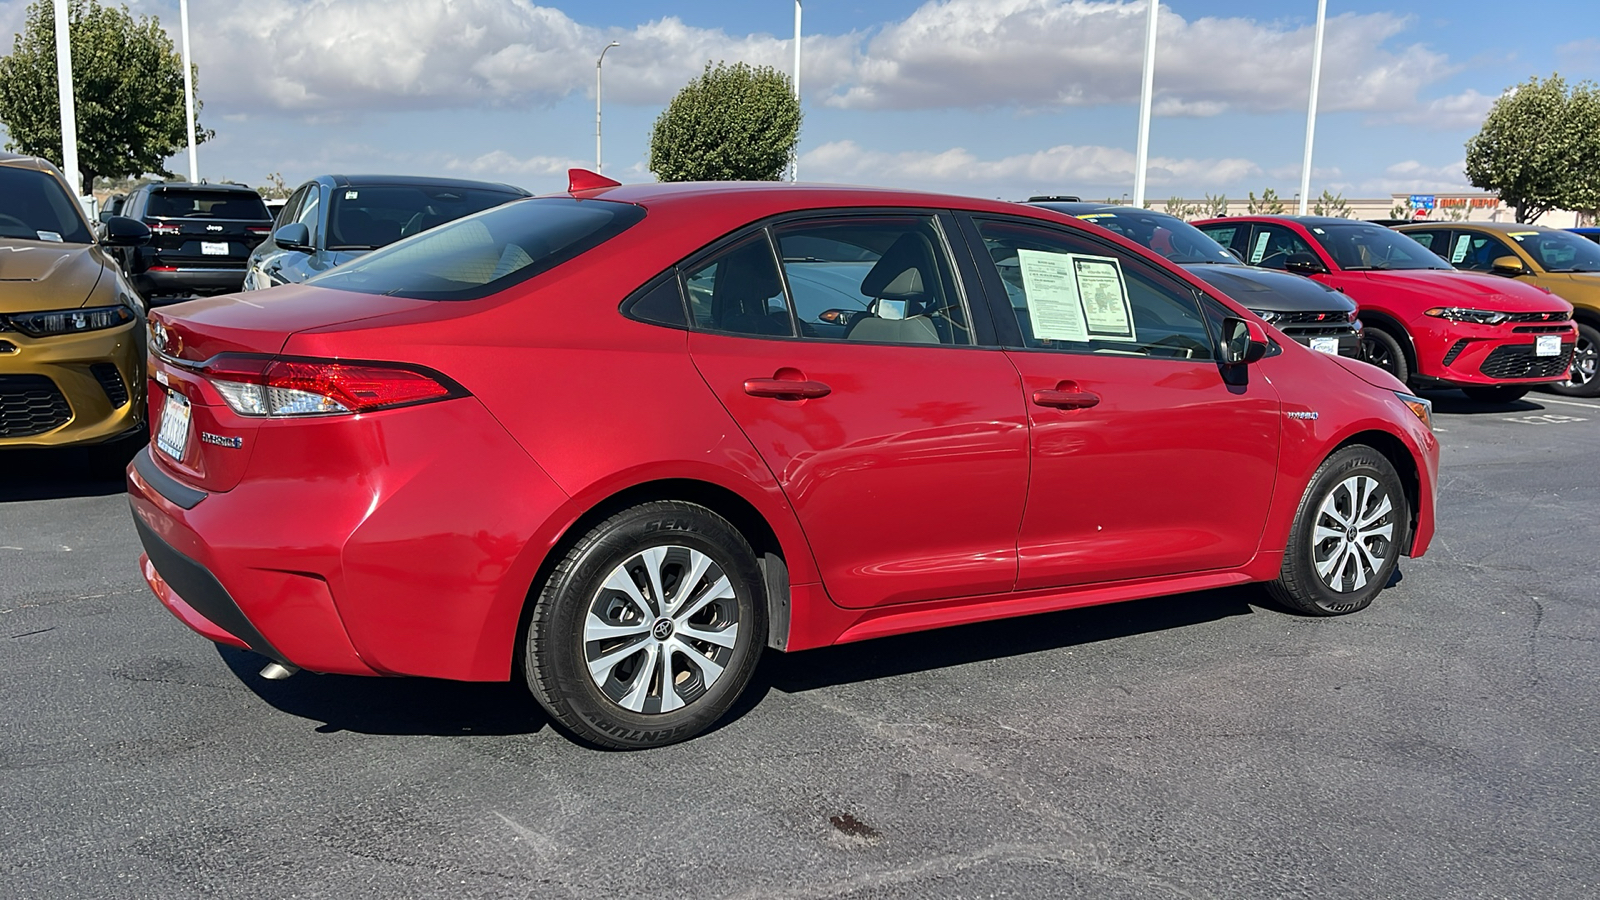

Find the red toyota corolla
[[128, 175, 1439, 748], [1194, 216, 1576, 403]]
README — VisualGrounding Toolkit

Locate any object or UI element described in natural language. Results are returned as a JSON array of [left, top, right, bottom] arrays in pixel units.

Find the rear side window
[[327, 185, 522, 251], [307, 198, 645, 301], [146, 189, 270, 221], [683, 235, 795, 337]]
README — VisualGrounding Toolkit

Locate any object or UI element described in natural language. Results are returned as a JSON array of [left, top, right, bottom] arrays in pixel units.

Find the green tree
[[1247, 188, 1286, 214], [1163, 196, 1200, 219], [1310, 189, 1353, 218], [0, 0, 212, 189], [649, 62, 801, 182], [1201, 192, 1229, 217], [1466, 75, 1600, 223]]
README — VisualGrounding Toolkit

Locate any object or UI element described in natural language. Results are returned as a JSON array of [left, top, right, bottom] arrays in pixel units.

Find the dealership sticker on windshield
[[1451, 234, 1471, 264], [1250, 231, 1271, 264], [1510, 232, 1537, 240], [345, 191, 359, 200], [36, 231, 62, 242], [1072, 255, 1136, 341], [1018, 250, 1090, 342]]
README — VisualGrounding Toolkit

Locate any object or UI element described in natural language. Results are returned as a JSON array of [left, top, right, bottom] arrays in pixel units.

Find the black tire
[[1461, 385, 1529, 404], [1358, 327, 1410, 385], [1268, 445, 1409, 616], [525, 501, 767, 749], [1546, 321, 1600, 398]]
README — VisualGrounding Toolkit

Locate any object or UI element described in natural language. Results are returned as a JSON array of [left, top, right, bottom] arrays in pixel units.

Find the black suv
[[111, 182, 273, 304]]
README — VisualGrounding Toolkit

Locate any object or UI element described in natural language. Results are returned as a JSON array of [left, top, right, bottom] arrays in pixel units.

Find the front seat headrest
[[861, 231, 937, 301]]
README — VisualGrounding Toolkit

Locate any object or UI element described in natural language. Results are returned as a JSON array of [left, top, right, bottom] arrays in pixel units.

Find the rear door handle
[[1031, 388, 1100, 410], [743, 378, 831, 399]]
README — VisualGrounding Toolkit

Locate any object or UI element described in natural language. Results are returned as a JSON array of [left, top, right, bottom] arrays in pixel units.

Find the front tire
[[1461, 385, 1529, 404], [1358, 327, 1410, 385], [525, 501, 766, 749], [1268, 445, 1409, 616], [1546, 321, 1600, 398]]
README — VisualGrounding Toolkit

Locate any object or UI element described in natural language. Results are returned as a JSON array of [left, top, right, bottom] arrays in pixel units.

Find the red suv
[[128, 176, 1439, 748], [1195, 216, 1576, 403]]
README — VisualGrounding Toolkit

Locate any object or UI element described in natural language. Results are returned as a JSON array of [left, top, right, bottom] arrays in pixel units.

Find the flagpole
[[1297, 0, 1327, 216], [53, 0, 79, 195], [1131, 0, 1158, 206], [180, 0, 198, 182]]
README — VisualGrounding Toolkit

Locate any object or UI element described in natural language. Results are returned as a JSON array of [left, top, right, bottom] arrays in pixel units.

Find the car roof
[[324, 174, 530, 195], [1027, 200, 1167, 217], [576, 180, 1070, 223], [139, 181, 260, 193], [1397, 221, 1557, 233], [1197, 215, 1369, 226], [0, 151, 61, 175]]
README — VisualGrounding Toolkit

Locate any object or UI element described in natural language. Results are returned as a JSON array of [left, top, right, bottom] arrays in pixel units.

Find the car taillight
[[149, 223, 180, 236], [199, 355, 465, 417], [246, 226, 271, 235]]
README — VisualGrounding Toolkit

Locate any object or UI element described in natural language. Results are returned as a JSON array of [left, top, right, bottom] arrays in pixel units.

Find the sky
[[1, 0, 1596, 202]]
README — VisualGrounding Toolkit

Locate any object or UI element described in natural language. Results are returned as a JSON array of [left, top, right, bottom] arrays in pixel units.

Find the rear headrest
[[861, 231, 937, 300]]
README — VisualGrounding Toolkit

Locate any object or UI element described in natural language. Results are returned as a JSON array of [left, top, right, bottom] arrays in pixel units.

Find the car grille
[[1273, 310, 1353, 325], [1506, 311, 1571, 323], [91, 363, 129, 408], [1479, 344, 1574, 380], [1442, 339, 1470, 366], [0, 374, 73, 437], [1512, 324, 1571, 334]]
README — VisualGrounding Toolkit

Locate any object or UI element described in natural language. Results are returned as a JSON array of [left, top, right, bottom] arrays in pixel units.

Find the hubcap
[[1312, 475, 1395, 592], [583, 545, 740, 715], [1565, 333, 1596, 388]]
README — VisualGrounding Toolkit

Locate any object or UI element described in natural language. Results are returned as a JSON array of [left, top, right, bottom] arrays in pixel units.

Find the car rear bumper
[[0, 321, 143, 448], [125, 396, 572, 681], [135, 266, 248, 300]]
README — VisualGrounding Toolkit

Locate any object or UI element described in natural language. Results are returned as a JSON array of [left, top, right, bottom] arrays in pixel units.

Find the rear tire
[[1358, 327, 1410, 384], [1546, 321, 1600, 398], [1268, 445, 1408, 616], [524, 501, 766, 749], [1461, 386, 1529, 404]]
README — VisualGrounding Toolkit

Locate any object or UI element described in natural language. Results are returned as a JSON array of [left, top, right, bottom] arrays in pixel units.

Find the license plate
[[1309, 337, 1340, 355], [200, 241, 229, 256], [1535, 334, 1561, 357], [156, 391, 191, 462]]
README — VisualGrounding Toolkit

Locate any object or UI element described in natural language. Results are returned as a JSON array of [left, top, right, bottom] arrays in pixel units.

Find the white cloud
[[1357, 159, 1471, 194], [800, 138, 1259, 197], [1370, 88, 1495, 131], [443, 149, 584, 178]]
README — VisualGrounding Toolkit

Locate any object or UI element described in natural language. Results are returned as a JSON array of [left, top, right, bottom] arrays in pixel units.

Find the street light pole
[[792, 0, 801, 182], [52, 0, 79, 196], [1131, 0, 1159, 207], [1297, 0, 1327, 216], [180, 0, 198, 182], [596, 41, 619, 171]]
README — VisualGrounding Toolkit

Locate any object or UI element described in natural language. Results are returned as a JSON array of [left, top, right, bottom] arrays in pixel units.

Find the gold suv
[[1397, 221, 1600, 397], [1, 153, 149, 448]]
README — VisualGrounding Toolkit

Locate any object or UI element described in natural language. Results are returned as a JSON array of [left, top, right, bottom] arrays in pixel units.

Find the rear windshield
[[326, 185, 523, 251], [146, 189, 271, 221], [1306, 222, 1450, 271], [306, 198, 646, 301], [0, 165, 93, 244]]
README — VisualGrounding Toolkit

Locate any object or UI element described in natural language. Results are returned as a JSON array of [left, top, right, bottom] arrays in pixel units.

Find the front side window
[[307, 197, 644, 301], [1243, 223, 1316, 270], [1509, 229, 1600, 273], [1307, 222, 1450, 271], [976, 219, 1214, 361], [0, 166, 93, 244], [295, 184, 323, 244], [773, 217, 971, 345]]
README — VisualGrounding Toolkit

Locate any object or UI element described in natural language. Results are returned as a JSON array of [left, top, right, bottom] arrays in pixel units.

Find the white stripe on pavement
[[1537, 397, 1600, 410]]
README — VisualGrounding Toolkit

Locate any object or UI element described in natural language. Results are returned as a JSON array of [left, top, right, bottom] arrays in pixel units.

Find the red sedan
[[128, 175, 1439, 748], [1194, 216, 1576, 403]]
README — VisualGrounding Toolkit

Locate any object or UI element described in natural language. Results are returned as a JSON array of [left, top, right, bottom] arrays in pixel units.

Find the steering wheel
[[0, 214, 30, 230]]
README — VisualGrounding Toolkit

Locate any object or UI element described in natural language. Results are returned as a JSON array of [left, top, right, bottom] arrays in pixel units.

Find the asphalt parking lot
[[2, 391, 1596, 900]]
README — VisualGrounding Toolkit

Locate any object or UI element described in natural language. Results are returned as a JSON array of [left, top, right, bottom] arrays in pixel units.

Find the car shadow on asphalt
[[217, 645, 551, 738], [1420, 389, 1547, 415], [217, 586, 1266, 743], [0, 438, 145, 502]]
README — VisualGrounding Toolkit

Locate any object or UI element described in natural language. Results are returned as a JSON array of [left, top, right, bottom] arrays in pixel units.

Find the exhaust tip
[[259, 662, 300, 680]]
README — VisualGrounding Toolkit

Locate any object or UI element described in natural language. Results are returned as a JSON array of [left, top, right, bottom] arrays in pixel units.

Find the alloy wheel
[[1359, 334, 1398, 377], [1311, 474, 1395, 592], [583, 545, 740, 715], [1565, 332, 1596, 389]]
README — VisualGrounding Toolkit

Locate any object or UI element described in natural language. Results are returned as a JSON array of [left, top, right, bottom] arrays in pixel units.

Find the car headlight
[[1424, 307, 1508, 325], [1, 305, 135, 337], [1396, 391, 1433, 430], [1249, 309, 1283, 324]]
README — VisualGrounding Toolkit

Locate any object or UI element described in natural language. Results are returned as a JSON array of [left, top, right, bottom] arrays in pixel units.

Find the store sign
[[1409, 194, 1437, 210]]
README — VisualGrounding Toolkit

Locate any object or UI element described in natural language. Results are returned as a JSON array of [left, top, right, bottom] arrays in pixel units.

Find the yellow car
[[1, 153, 149, 449], [1397, 221, 1600, 397]]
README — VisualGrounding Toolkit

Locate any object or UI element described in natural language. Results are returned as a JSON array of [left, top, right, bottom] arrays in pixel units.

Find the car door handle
[[1031, 388, 1100, 410], [743, 378, 831, 399]]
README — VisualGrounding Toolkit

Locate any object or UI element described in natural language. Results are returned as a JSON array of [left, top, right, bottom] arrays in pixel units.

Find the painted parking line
[[1537, 397, 1600, 410], [1504, 413, 1589, 426]]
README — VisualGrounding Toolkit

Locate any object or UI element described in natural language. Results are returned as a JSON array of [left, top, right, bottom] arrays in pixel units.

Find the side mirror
[[100, 216, 150, 247], [273, 222, 312, 252], [1285, 252, 1328, 276], [1491, 255, 1527, 275], [98, 209, 115, 224], [1221, 316, 1270, 366]]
